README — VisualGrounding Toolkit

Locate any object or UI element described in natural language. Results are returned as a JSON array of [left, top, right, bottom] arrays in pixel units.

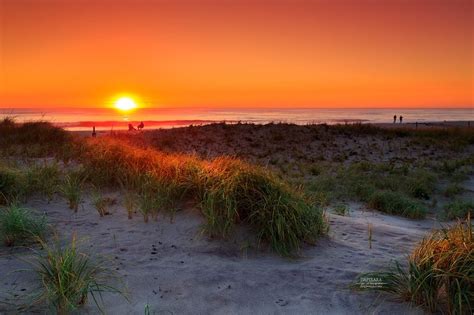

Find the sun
[[114, 97, 137, 111]]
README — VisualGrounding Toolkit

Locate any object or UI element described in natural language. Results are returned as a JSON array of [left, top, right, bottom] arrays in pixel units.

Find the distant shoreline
[[67, 120, 473, 136]]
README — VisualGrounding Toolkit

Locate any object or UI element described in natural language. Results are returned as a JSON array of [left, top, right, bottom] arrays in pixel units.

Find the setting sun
[[114, 97, 138, 111]]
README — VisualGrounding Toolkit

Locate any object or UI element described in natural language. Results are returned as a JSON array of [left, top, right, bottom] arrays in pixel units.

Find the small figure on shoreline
[[128, 123, 136, 131], [393, 115, 397, 123], [138, 121, 144, 130], [92, 126, 96, 137], [399, 116, 403, 124]]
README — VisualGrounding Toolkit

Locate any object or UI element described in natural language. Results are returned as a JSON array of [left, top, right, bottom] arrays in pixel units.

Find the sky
[[0, 0, 472, 109]]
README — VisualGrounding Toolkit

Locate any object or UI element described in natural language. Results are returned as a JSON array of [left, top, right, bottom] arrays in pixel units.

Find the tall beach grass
[[77, 137, 327, 255], [0, 204, 47, 247], [29, 236, 125, 314], [357, 217, 473, 314]]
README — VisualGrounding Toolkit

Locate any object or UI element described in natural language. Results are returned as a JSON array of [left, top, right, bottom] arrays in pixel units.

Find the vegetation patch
[[200, 157, 327, 256], [29, 236, 125, 313], [333, 204, 349, 216], [61, 171, 86, 213], [307, 162, 432, 218], [442, 199, 474, 220], [0, 164, 25, 204], [0, 205, 47, 247], [368, 191, 426, 219], [0, 118, 71, 157], [356, 219, 473, 314], [76, 137, 327, 256]]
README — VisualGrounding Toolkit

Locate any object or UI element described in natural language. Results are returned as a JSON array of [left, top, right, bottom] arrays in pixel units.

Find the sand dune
[[1, 194, 444, 314]]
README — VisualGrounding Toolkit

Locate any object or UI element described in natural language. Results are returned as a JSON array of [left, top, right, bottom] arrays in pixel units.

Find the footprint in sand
[[275, 299, 289, 306]]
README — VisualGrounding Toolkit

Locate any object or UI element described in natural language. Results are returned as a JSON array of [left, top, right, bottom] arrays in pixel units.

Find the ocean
[[1, 107, 472, 131]]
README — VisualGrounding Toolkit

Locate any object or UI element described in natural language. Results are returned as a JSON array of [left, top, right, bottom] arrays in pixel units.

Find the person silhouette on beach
[[137, 121, 144, 130], [128, 123, 136, 131], [399, 116, 403, 124], [393, 115, 397, 123]]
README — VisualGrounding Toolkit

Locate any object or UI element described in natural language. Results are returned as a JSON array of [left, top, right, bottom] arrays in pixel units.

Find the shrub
[[368, 191, 426, 219], [0, 205, 47, 246], [29, 236, 125, 313], [442, 200, 473, 220], [356, 220, 473, 314]]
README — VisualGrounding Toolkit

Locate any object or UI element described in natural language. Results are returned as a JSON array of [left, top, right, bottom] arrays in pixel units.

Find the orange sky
[[0, 0, 472, 108]]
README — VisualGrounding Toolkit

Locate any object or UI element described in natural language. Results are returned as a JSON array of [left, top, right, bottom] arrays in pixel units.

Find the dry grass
[[358, 216, 473, 314]]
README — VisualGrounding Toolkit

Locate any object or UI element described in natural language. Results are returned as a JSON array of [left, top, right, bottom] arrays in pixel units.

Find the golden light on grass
[[114, 97, 138, 111]]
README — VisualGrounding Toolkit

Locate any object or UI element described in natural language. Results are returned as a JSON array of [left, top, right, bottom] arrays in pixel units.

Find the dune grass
[[77, 137, 327, 255], [0, 163, 25, 204], [25, 163, 62, 201], [91, 191, 114, 217], [2, 121, 326, 255], [357, 218, 473, 314], [29, 236, 125, 314], [123, 191, 137, 220], [199, 157, 327, 255], [0, 161, 63, 204], [442, 200, 473, 221], [368, 191, 427, 219], [443, 183, 464, 198], [0, 118, 71, 158], [307, 162, 431, 218], [333, 204, 349, 216], [0, 204, 47, 247], [332, 123, 474, 150], [61, 172, 85, 213]]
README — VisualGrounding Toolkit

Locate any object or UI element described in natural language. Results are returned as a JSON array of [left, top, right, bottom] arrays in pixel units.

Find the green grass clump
[[30, 236, 124, 314], [444, 183, 464, 198], [78, 138, 326, 256], [442, 200, 473, 220], [0, 164, 25, 204], [61, 172, 85, 212], [406, 170, 436, 200], [308, 163, 431, 218], [137, 175, 160, 223], [333, 204, 349, 216], [357, 219, 473, 314], [0, 205, 47, 246], [200, 158, 327, 256], [123, 191, 137, 219], [368, 191, 426, 219], [25, 163, 62, 201], [0, 162, 64, 204]]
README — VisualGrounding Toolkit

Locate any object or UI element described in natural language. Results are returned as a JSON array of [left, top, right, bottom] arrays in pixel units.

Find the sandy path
[[0, 194, 444, 314]]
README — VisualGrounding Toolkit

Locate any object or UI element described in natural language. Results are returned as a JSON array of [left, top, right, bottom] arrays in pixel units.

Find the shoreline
[[68, 120, 473, 136]]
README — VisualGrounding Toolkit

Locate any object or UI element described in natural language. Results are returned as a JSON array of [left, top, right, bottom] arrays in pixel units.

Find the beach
[[1, 121, 472, 314]]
